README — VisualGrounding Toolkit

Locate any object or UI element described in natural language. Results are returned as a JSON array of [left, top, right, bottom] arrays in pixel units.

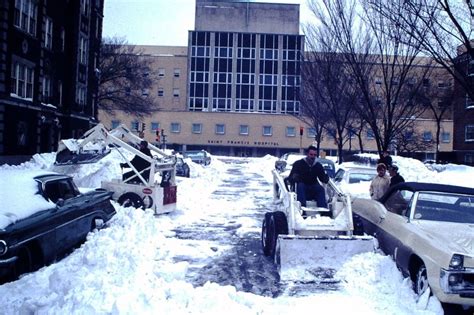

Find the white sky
[[2, 149, 472, 313], [102, 0, 314, 46]]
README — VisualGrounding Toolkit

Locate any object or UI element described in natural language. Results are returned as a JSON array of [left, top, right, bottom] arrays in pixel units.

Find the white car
[[333, 164, 377, 198], [352, 182, 474, 309]]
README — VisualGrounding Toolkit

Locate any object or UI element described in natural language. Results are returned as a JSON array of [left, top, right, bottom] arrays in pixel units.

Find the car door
[[44, 178, 87, 255], [373, 190, 415, 263]]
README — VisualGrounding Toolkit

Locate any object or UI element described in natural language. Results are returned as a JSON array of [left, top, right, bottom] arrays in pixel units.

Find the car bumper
[[438, 268, 474, 305]]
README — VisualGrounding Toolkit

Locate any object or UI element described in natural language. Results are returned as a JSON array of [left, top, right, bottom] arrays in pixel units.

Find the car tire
[[186, 168, 190, 178], [118, 192, 144, 209], [14, 246, 33, 279], [414, 263, 430, 297], [262, 211, 288, 258]]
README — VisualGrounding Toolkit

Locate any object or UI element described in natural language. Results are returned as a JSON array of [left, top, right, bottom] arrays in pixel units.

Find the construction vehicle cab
[[55, 123, 177, 215], [262, 168, 375, 282]]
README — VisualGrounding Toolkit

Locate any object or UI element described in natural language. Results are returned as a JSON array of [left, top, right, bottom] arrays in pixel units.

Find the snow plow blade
[[277, 235, 375, 282]]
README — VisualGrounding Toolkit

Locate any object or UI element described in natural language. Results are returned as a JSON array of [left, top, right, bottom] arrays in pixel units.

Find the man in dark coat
[[389, 165, 405, 187], [378, 150, 393, 168], [121, 140, 153, 182], [288, 145, 329, 208]]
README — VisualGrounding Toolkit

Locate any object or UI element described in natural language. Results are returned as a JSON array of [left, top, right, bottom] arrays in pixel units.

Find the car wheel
[[262, 212, 288, 258], [414, 263, 429, 296], [14, 246, 33, 279], [186, 168, 190, 178], [118, 192, 144, 209]]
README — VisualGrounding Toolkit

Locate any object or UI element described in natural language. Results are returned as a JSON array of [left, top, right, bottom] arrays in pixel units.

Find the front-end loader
[[54, 123, 177, 215], [262, 168, 375, 282]]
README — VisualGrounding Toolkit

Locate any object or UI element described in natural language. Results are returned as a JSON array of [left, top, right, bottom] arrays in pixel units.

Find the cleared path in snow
[[172, 157, 338, 297]]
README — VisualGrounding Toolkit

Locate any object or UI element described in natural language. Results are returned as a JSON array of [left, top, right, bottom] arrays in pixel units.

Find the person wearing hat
[[389, 165, 405, 187], [370, 163, 391, 200], [121, 140, 153, 182]]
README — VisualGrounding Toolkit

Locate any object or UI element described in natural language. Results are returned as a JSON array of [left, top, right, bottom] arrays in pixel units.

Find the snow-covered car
[[184, 150, 211, 166], [275, 152, 336, 177], [0, 170, 116, 283], [352, 182, 474, 308], [175, 157, 190, 177], [334, 165, 377, 185]]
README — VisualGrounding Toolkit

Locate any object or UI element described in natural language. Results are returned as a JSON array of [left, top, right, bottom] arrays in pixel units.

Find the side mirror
[[56, 198, 65, 207]]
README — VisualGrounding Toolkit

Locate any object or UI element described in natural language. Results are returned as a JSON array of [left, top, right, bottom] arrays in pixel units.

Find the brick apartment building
[[0, 0, 104, 163]]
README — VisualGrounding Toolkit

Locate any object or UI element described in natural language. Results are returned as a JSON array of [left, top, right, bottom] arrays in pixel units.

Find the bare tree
[[301, 12, 360, 163], [308, 0, 432, 160], [370, 0, 474, 101], [98, 37, 158, 117]]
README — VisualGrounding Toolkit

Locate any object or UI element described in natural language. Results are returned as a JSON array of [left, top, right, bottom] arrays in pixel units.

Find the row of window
[[373, 76, 452, 89], [112, 120, 450, 143], [157, 88, 180, 97], [157, 68, 181, 78]]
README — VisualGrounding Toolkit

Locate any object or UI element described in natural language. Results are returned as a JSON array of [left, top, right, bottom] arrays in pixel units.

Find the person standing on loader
[[288, 145, 329, 208], [120, 140, 153, 183]]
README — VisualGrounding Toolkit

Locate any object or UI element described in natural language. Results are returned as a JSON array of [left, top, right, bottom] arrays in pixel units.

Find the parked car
[[334, 165, 377, 184], [0, 170, 116, 283], [175, 157, 190, 177], [274, 152, 336, 177], [184, 150, 211, 166], [352, 182, 474, 308]]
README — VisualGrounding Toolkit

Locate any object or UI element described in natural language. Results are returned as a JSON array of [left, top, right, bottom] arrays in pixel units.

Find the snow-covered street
[[0, 152, 461, 314]]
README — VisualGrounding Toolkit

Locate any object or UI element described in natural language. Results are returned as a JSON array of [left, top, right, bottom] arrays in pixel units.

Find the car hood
[[415, 220, 474, 255]]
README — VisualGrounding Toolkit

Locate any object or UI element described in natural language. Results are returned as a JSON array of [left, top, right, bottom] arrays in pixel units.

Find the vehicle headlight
[[449, 254, 464, 269], [0, 240, 7, 256]]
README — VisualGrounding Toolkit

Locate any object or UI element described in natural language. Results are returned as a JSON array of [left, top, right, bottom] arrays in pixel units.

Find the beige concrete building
[[99, 0, 453, 159]]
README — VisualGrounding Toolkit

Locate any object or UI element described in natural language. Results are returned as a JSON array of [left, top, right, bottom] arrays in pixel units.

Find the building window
[[281, 101, 299, 114], [60, 28, 65, 52], [308, 128, 316, 138], [44, 17, 53, 49], [212, 98, 231, 111], [142, 88, 149, 97], [14, 0, 37, 36], [235, 99, 253, 112], [58, 81, 63, 106], [422, 78, 430, 87], [111, 120, 120, 129], [79, 36, 88, 65], [173, 88, 180, 97], [441, 132, 450, 143], [192, 123, 202, 134], [465, 125, 474, 142], [423, 131, 432, 142], [286, 127, 296, 137], [131, 121, 139, 131], [158, 68, 165, 77], [81, 0, 89, 16], [437, 80, 449, 89], [466, 94, 474, 109], [11, 60, 34, 99], [171, 122, 180, 133], [42, 76, 52, 102], [76, 85, 86, 107], [174, 69, 180, 77], [158, 88, 164, 97], [215, 124, 225, 135], [465, 154, 474, 164], [366, 129, 375, 140], [239, 125, 249, 135], [151, 122, 160, 131], [468, 59, 474, 76], [262, 126, 272, 136]]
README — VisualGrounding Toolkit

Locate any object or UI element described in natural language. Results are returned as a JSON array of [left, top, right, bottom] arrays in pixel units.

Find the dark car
[[0, 170, 116, 283], [274, 152, 336, 178], [175, 157, 190, 177], [184, 150, 211, 166]]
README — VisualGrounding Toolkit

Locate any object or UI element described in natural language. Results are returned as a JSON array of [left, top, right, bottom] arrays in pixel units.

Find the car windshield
[[185, 152, 204, 158], [348, 172, 376, 183], [414, 192, 474, 223]]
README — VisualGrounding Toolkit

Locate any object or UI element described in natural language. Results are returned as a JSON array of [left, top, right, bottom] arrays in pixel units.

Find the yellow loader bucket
[[277, 235, 375, 282]]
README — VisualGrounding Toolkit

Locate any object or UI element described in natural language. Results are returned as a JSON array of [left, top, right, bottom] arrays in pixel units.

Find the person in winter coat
[[121, 140, 153, 182], [288, 145, 329, 208], [370, 163, 391, 200], [377, 150, 392, 168], [389, 165, 405, 187]]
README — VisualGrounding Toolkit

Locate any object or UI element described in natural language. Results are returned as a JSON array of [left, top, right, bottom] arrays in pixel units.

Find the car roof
[[381, 182, 474, 202], [34, 173, 72, 183]]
